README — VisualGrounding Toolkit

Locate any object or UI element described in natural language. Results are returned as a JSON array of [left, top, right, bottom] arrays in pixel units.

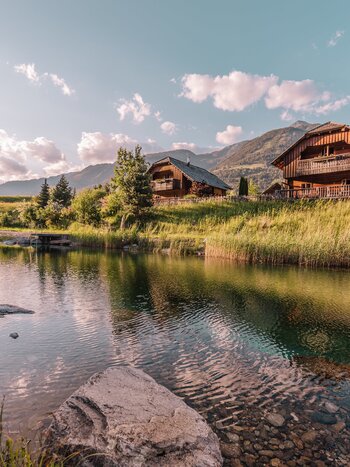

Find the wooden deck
[[276, 185, 350, 199], [296, 156, 350, 176], [29, 233, 71, 247], [151, 179, 181, 192]]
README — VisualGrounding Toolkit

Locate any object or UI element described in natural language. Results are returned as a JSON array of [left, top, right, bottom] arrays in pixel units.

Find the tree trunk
[[120, 214, 126, 231]]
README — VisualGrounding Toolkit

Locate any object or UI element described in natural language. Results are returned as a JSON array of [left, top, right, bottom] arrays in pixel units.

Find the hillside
[[0, 150, 202, 196], [213, 121, 318, 189], [0, 121, 318, 195]]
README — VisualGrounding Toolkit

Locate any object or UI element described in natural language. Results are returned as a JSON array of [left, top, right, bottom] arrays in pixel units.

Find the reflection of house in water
[[149, 157, 231, 198]]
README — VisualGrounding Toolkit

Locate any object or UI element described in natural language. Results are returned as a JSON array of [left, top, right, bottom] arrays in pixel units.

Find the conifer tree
[[37, 179, 50, 208], [238, 177, 249, 196], [110, 145, 152, 229], [51, 175, 73, 208]]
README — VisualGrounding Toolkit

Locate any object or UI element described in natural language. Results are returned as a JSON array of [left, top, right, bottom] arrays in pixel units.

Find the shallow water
[[1, 248, 350, 463]]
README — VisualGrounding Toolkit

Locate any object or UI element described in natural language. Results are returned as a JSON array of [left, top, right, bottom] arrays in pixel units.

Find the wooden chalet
[[272, 122, 350, 199], [149, 157, 231, 198]]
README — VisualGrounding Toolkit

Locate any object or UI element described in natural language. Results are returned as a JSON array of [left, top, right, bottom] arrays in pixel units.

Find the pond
[[1, 248, 350, 464]]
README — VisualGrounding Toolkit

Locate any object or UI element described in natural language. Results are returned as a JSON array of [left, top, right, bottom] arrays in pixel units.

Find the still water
[[1, 248, 350, 462]]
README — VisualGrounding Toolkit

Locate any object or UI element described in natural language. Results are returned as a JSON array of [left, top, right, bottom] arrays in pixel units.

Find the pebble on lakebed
[[9, 332, 19, 339]]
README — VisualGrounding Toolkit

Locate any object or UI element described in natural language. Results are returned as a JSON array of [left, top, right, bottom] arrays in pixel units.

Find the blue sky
[[0, 0, 349, 181]]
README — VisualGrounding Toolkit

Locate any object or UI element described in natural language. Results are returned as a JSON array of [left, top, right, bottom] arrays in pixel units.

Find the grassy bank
[[1, 199, 350, 267]]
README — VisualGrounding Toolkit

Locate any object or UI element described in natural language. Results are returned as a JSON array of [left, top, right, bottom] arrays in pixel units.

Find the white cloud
[[265, 79, 350, 117], [170, 78, 177, 84], [172, 142, 197, 151], [0, 129, 68, 182], [14, 63, 74, 96], [116, 93, 151, 123], [181, 71, 278, 111], [14, 63, 40, 83], [181, 69, 350, 118], [154, 111, 162, 122], [314, 96, 350, 114], [0, 156, 30, 181], [280, 110, 295, 122], [47, 73, 75, 96], [216, 125, 243, 145], [77, 132, 162, 164], [0, 130, 64, 164], [78, 132, 136, 164], [160, 121, 177, 135], [43, 160, 81, 177], [265, 79, 330, 113], [328, 30, 344, 47]]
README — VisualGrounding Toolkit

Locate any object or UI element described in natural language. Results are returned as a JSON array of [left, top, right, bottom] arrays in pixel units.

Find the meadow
[[1, 198, 350, 268]]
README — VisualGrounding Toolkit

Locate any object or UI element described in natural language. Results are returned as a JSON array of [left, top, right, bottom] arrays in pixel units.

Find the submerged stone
[[266, 413, 285, 427], [311, 411, 337, 425], [323, 401, 339, 414], [45, 366, 223, 466], [9, 332, 19, 339]]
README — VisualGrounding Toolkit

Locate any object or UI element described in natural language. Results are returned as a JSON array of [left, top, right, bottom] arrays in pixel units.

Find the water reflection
[[1, 248, 350, 451]]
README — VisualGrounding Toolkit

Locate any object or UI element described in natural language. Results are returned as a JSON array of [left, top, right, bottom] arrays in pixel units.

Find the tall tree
[[37, 179, 50, 208], [238, 177, 249, 196], [51, 175, 73, 208], [110, 145, 152, 229]]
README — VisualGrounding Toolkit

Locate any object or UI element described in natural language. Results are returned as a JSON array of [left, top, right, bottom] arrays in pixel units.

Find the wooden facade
[[149, 157, 230, 198], [272, 122, 350, 198]]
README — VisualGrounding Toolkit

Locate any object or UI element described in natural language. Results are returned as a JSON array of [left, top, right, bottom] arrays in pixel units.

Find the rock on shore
[[45, 366, 223, 466], [0, 304, 35, 315]]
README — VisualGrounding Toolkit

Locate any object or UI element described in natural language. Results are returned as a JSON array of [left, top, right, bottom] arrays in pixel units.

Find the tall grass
[[205, 200, 350, 267], [68, 224, 139, 249], [146, 199, 350, 267], [0, 397, 59, 466], [2, 198, 350, 267]]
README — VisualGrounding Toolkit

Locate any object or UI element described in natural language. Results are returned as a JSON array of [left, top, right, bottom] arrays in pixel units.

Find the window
[[321, 146, 335, 157]]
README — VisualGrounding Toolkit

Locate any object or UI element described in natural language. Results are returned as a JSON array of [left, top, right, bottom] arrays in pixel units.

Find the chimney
[[186, 155, 191, 166]]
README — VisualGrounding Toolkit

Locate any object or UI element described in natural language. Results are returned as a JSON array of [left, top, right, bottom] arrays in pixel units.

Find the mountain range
[[0, 121, 318, 196]]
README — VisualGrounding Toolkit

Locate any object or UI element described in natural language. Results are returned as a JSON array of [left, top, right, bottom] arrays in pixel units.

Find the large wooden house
[[272, 122, 350, 198], [149, 157, 231, 198]]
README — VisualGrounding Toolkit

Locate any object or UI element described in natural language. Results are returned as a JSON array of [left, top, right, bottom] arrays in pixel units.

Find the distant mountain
[[0, 149, 214, 196], [0, 121, 318, 196], [212, 121, 318, 189]]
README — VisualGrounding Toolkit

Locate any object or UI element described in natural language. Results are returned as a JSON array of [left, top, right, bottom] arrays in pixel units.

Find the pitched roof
[[272, 121, 350, 167], [150, 157, 231, 190], [305, 121, 348, 135]]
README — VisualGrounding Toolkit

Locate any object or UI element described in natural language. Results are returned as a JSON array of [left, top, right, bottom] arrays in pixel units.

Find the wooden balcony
[[296, 155, 350, 176], [276, 184, 350, 200], [151, 178, 180, 192]]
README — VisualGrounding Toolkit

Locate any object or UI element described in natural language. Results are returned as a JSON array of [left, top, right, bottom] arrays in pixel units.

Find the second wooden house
[[149, 157, 231, 198]]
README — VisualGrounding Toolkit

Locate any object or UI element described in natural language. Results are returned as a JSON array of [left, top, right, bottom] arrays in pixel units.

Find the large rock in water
[[0, 304, 35, 315], [45, 366, 223, 466]]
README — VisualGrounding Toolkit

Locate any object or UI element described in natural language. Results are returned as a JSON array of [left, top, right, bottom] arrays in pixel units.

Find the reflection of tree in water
[[102, 254, 350, 378]]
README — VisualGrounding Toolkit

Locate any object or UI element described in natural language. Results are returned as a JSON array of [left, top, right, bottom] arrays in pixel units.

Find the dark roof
[[150, 157, 231, 190], [272, 121, 350, 167], [262, 182, 282, 195]]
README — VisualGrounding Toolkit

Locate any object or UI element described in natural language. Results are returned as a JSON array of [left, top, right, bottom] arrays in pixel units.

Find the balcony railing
[[296, 155, 350, 176], [276, 184, 350, 199], [151, 178, 180, 192]]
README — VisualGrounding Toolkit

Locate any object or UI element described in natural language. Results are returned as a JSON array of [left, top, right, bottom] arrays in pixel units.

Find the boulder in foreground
[[45, 366, 223, 466]]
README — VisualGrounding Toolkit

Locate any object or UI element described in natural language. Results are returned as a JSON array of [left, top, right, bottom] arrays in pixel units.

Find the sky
[[0, 0, 350, 182]]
